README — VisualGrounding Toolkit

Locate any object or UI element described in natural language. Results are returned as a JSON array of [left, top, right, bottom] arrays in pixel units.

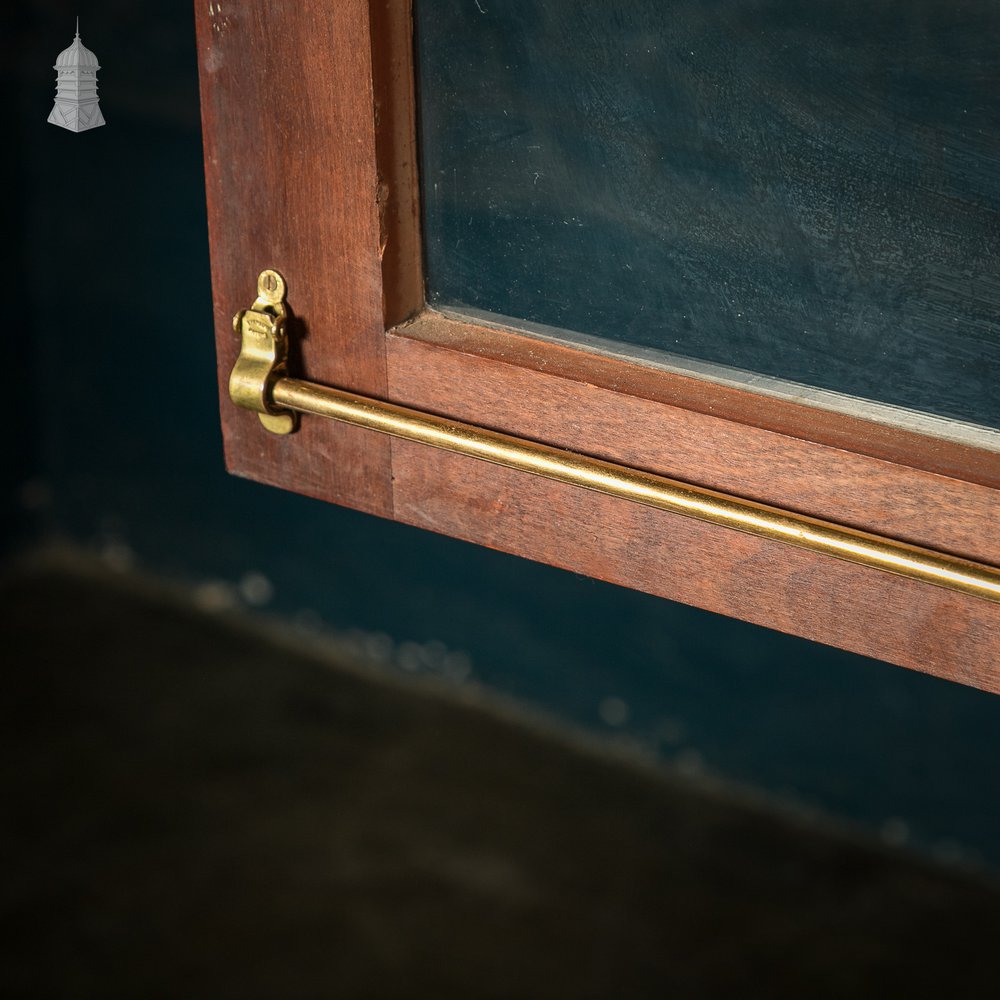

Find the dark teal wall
[[11, 2, 1000, 868]]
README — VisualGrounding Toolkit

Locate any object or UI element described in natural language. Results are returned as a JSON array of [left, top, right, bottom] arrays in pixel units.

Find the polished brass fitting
[[230, 269, 298, 435]]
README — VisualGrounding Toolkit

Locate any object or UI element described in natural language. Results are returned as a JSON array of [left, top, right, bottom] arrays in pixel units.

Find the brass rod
[[271, 376, 1000, 605]]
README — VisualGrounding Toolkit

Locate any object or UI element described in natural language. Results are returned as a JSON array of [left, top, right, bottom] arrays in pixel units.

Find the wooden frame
[[195, 1, 1000, 691]]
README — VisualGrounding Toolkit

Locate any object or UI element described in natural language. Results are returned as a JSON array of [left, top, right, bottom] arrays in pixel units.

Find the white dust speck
[[675, 748, 705, 777], [194, 580, 239, 613], [599, 696, 629, 727], [442, 650, 472, 682], [363, 632, 394, 664], [100, 539, 135, 573], [879, 817, 910, 847], [397, 640, 424, 672], [238, 571, 274, 606]]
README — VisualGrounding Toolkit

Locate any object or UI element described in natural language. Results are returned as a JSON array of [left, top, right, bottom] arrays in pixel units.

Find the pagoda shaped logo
[[48, 19, 105, 132]]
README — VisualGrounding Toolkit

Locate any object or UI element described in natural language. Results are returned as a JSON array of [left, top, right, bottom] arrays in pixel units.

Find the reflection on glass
[[416, 0, 1000, 442]]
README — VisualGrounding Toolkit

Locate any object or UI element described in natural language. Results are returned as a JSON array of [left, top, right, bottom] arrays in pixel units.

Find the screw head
[[257, 269, 286, 305]]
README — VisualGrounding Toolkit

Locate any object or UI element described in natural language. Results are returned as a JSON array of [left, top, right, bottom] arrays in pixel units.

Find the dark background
[[7, 1, 1000, 869]]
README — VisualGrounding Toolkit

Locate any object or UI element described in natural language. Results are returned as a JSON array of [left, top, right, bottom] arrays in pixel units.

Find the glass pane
[[415, 0, 1000, 442]]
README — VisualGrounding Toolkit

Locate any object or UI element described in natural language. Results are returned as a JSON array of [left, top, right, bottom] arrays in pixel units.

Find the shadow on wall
[[8, 0, 1000, 868]]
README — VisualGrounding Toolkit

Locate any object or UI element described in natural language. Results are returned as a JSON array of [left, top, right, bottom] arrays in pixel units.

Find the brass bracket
[[230, 269, 298, 435]]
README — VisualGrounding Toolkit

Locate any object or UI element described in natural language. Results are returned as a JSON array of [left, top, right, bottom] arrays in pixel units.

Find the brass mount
[[230, 269, 298, 435]]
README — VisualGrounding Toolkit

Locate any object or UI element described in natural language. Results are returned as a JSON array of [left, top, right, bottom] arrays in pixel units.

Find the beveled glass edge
[[437, 304, 1000, 455]]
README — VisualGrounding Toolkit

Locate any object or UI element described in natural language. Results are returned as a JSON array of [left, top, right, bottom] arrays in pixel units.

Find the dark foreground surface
[[2, 554, 999, 999]]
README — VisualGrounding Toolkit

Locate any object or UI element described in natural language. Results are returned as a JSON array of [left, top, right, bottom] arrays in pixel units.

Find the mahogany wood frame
[[195, 0, 1000, 691]]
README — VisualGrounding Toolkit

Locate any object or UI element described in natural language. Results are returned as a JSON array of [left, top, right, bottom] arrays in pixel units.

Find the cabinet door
[[195, 0, 1000, 690]]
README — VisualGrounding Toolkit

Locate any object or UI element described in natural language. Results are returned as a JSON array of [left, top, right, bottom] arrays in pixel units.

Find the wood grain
[[386, 311, 1000, 684], [195, 0, 392, 515], [369, 0, 424, 328], [389, 440, 1000, 691], [400, 311, 1000, 492], [390, 312, 1000, 567]]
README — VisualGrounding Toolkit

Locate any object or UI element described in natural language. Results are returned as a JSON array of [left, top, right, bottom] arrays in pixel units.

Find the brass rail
[[232, 270, 1000, 605]]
